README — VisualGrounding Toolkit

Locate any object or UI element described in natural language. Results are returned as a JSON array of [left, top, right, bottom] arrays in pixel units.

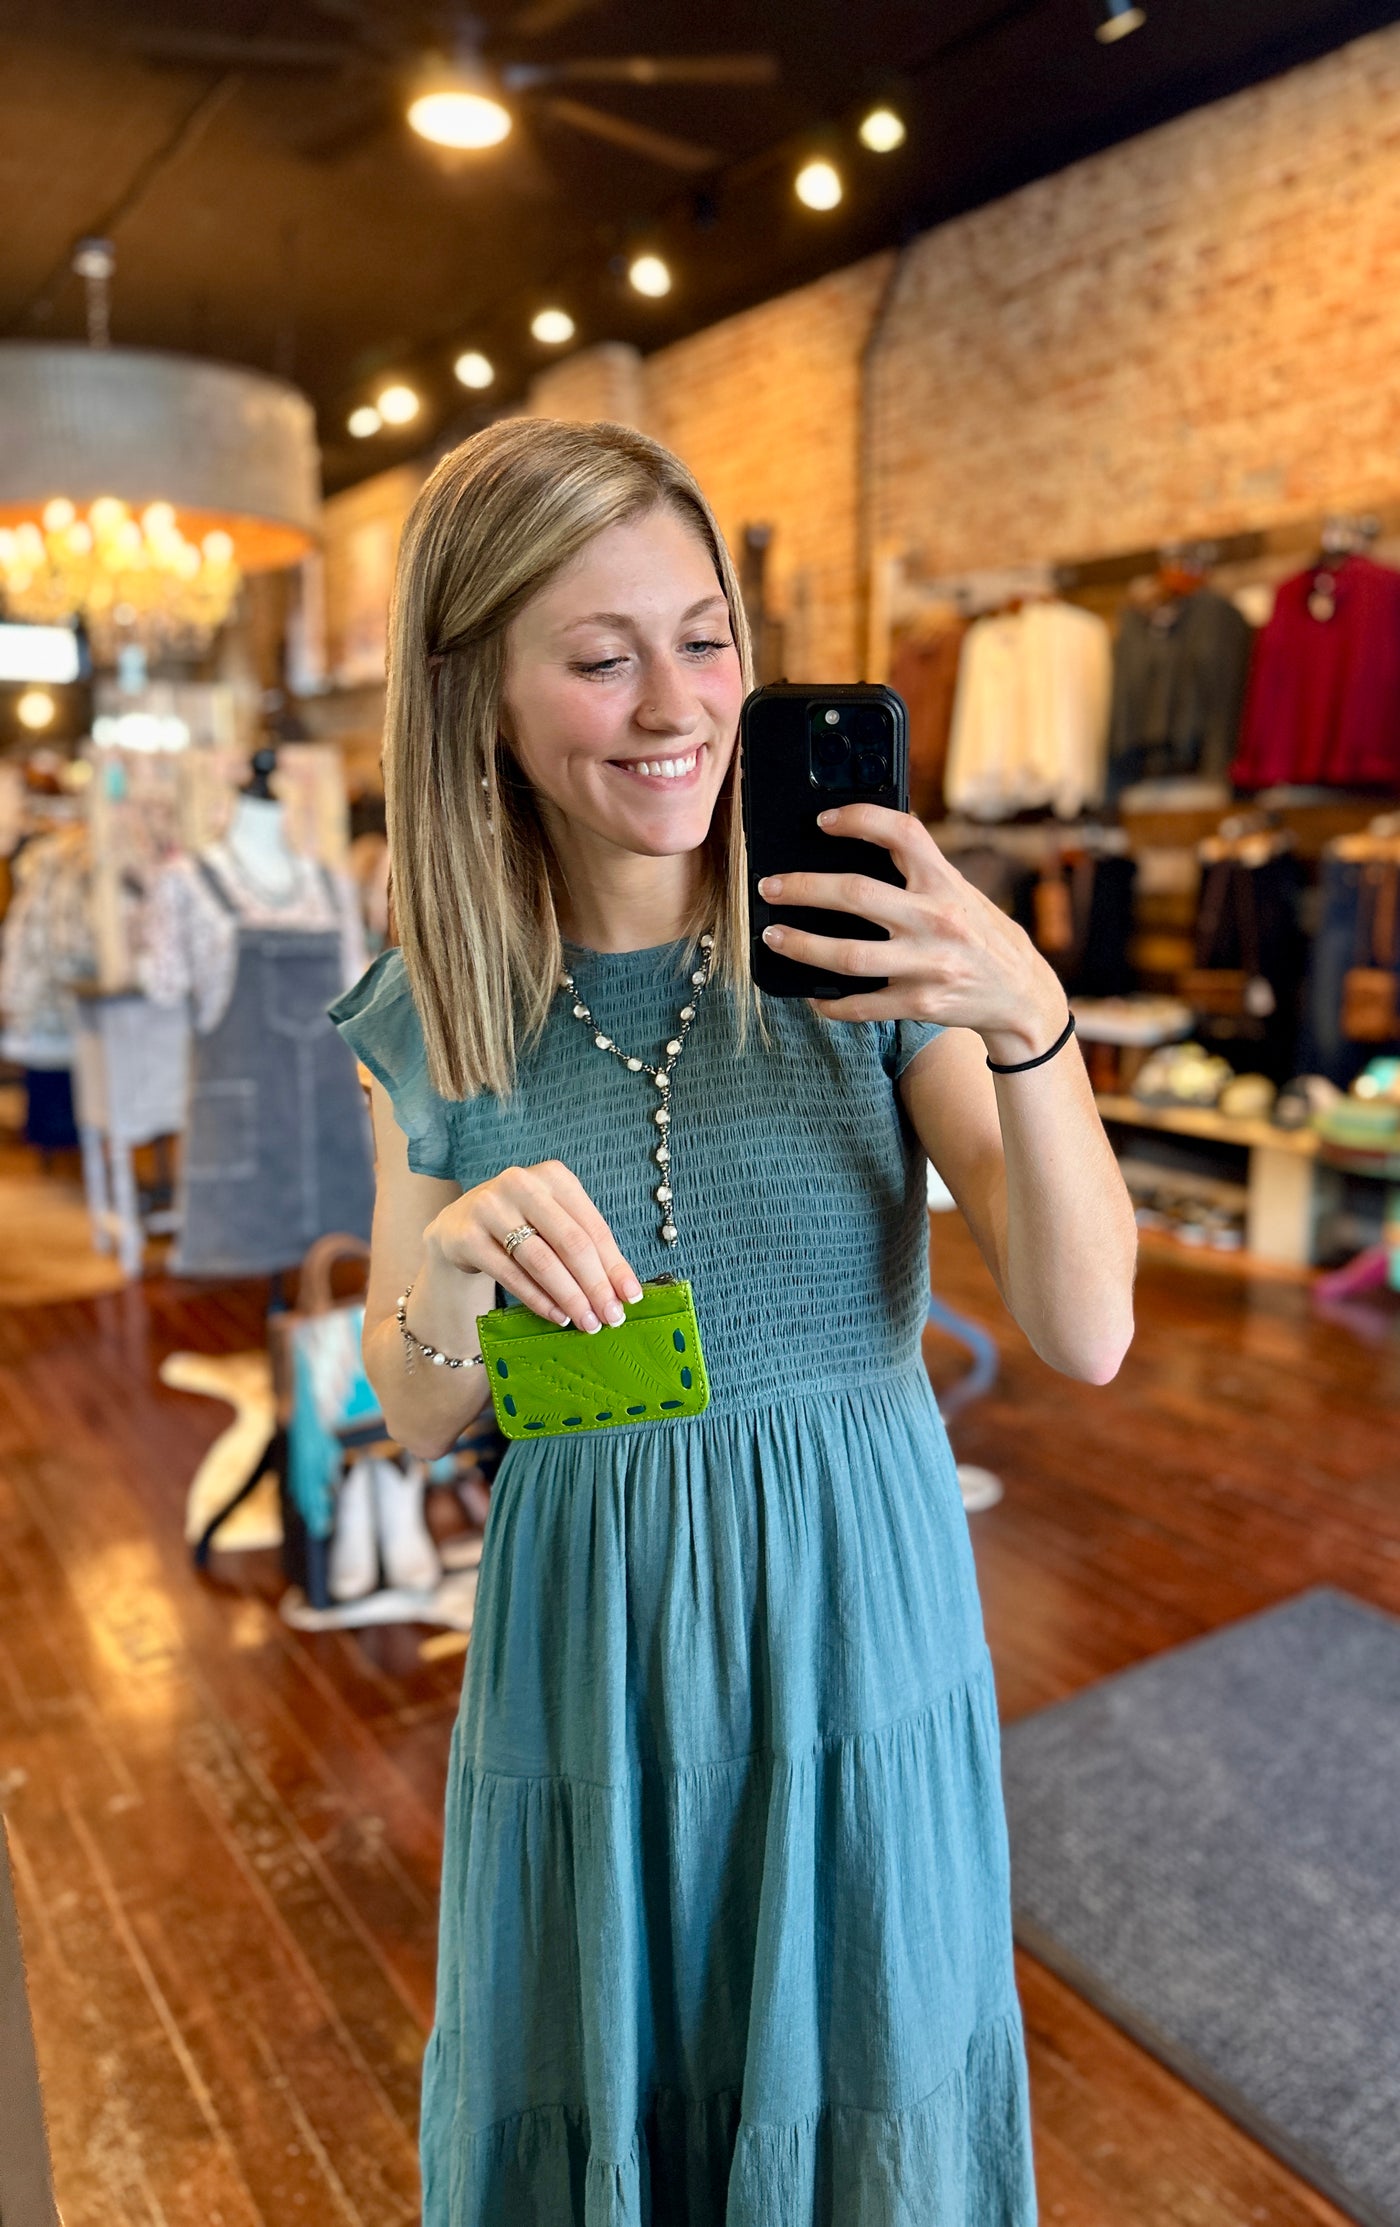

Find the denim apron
[[171, 860, 374, 1277]]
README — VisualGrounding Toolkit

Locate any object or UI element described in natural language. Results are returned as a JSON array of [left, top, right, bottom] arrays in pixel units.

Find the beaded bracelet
[[985, 1009, 1077, 1074], [396, 1284, 485, 1375]]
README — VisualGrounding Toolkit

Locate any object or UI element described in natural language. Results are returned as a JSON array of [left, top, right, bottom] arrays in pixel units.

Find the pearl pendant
[[701, 933, 714, 949], [573, 1003, 588, 1019], [656, 1183, 672, 1203], [594, 1033, 611, 1050], [680, 1006, 695, 1022], [660, 1223, 678, 1243], [654, 1106, 670, 1127], [626, 1057, 643, 1071], [655, 1145, 669, 1165], [666, 1038, 682, 1055], [691, 972, 706, 987], [655, 1071, 669, 1091]]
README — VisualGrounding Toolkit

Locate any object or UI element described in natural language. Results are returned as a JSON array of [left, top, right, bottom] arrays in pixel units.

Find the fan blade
[[509, 54, 778, 88], [295, 89, 401, 164], [534, 94, 717, 172], [507, 0, 612, 39], [119, 29, 363, 71]]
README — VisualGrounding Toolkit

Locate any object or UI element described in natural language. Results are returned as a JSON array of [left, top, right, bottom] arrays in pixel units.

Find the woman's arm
[[897, 1022, 1137, 1383], [362, 1081, 493, 1458], [756, 808, 1138, 1385], [362, 1079, 646, 1460]]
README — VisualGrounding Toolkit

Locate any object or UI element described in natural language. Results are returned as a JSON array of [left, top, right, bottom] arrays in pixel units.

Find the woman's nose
[[635, 658, 702, 734]]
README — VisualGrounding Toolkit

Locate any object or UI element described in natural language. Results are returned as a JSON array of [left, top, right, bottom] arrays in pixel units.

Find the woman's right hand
[[424, 1161, 644, 1333]]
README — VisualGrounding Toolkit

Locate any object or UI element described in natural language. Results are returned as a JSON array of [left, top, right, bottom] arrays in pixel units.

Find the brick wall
[[329, 25, 1400, 682], [867, 24, 1400, 574]]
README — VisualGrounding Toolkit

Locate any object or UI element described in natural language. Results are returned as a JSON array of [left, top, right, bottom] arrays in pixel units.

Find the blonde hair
[[384, 416, 756, 1100]]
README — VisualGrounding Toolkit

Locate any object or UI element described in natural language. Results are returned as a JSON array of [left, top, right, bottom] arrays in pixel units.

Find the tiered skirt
[[420, 1367, 1037, 2226]]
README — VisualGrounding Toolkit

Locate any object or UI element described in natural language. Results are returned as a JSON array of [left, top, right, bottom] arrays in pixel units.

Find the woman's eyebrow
[[560, 592, 728, 633]]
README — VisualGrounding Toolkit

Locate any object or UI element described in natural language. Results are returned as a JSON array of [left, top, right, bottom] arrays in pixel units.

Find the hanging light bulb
[[628, 253, 672, 299], [408, 78, 512, 149], [859, 107, 906, 153], [454, 350, 495, 390], [348, 405, 381, 438], [376, 384, 420, 426], [1096, 0, 1146, 41], [795, 159, 842, 211], [531, 308, 575, 346]]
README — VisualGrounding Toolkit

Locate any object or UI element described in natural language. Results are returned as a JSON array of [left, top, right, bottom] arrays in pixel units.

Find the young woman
[[331, 416, 1137, 2226]]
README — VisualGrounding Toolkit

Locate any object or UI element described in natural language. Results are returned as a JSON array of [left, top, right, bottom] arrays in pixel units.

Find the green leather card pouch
[[476, 1277, 709, 1440]]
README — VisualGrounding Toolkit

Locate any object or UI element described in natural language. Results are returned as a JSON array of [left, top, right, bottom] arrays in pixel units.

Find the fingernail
[[581, 1311, 601, 1333], [605, 1303, 625, 1327], [817, 810, 834, 826], [762, 925, 783, 945], [553, 1309, 571, 1325], [759, 875, 782, 896], [624, 1280, 644, 1303]]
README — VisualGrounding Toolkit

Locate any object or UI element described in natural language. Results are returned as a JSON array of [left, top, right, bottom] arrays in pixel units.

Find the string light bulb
[[795, 159, 842, 211], [376, 384, 420, 426], [628, 253, 672, 298], [348, 405, 381, 437], [1096, 0, 1146, 41], [454, 350, 495, 390], [859, 107, 906, 152], [531, 307, 575, 345]]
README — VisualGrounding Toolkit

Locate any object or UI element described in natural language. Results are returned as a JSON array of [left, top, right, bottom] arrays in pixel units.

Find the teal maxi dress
[[330, 937, 1037, 2227]]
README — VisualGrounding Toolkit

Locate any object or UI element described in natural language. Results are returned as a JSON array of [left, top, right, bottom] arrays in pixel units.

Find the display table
[[70, 989, 190, 1278], [1094, 1093, 1328, 1267]]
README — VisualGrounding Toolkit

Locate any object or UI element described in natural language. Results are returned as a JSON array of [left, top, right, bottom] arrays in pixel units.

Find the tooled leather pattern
[[485, 1313, 709, 1439]]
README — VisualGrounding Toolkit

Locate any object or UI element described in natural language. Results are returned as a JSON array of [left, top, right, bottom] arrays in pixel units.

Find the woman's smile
[[606, 744, 706, 788]]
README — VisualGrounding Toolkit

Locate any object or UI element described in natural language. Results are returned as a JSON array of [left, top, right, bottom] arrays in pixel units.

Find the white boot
[[329, 1459, 379, 1600], [372, 1457, 440, 1594]]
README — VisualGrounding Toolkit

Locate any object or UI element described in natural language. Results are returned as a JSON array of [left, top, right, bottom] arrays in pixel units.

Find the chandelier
[[0, 497, 242, 662], [0, 254, 320, 668]]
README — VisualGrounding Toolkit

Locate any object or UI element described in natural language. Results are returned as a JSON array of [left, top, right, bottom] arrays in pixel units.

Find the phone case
[[476, 1278, 709, 1440], [740, 682, 909, 998]]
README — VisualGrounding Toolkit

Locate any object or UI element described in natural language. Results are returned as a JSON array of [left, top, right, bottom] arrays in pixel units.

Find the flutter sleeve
[[328, 946, 457, 1181], [880, 1017, 947, 1080]]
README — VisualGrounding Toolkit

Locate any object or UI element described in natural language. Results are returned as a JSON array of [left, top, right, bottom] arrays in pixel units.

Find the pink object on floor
[[1313, 1244, 1390, 1300]]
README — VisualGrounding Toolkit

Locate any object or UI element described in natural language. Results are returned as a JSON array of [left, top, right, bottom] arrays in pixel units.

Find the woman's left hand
[[757, 804, 1069, 1066]]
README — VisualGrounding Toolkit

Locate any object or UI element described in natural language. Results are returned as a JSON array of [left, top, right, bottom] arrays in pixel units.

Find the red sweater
[[1232, 556, 1400, 789]]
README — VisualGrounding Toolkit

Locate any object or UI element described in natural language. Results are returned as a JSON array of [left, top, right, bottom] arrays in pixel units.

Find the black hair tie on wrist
[[985, 1009, 1077, 1074]]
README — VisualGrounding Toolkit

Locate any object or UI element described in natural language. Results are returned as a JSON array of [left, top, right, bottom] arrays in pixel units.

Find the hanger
[[1199, 806, 1293, 866]]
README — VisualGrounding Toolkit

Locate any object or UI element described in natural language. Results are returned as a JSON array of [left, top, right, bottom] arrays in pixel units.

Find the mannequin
[[141, 743, 374, 1276]]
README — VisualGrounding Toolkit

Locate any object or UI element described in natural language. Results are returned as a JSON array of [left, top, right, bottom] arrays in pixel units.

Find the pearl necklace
[[559, 932, 716, 1247]]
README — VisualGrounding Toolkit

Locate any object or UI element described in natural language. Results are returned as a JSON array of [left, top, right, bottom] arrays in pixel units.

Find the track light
[[1096, 0, 1146, 41], [348, 405, 381, 438], [376, 384, 420, 426], [859, 107, 906, 153], [454, 350, 495, 389], [628, 253, 672, 298], [531, 308, 575, 345], [795, 159, 842, 211]]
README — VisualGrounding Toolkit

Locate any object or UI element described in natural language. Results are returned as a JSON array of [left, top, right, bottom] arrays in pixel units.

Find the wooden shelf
[[1094, 1092, 1319, 1157]]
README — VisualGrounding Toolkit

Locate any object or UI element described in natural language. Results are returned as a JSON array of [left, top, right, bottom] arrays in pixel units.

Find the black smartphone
[[740, 681, 909, 998]]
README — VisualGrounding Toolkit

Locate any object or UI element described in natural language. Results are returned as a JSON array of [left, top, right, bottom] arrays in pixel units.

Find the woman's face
[[500, 505, 744, 862]]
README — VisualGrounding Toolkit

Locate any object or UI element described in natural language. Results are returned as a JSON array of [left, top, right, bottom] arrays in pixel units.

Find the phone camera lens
[[815, 730, 849, 767], [856, 751, 889, 786]]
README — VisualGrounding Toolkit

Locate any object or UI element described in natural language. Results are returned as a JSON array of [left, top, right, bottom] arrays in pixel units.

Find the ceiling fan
[[119, 2, 780, 176]]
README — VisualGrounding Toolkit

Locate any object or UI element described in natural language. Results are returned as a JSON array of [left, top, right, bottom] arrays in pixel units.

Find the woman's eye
[[684, 637, 733, 659], [574, 656, 627, 677]]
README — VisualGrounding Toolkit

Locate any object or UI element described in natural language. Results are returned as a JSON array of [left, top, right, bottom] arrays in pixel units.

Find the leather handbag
[[1341, 861, 1400, 1041], [1180, 859, 1275, 1019], [476, 1276, 709, 1440]]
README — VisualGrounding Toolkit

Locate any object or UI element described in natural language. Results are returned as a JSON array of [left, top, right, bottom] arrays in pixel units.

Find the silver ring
[[502, 1223, 539, 1260]]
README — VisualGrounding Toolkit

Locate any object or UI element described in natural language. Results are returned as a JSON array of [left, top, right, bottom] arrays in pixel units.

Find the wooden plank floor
[[2, 1170, 1396, 2224]]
